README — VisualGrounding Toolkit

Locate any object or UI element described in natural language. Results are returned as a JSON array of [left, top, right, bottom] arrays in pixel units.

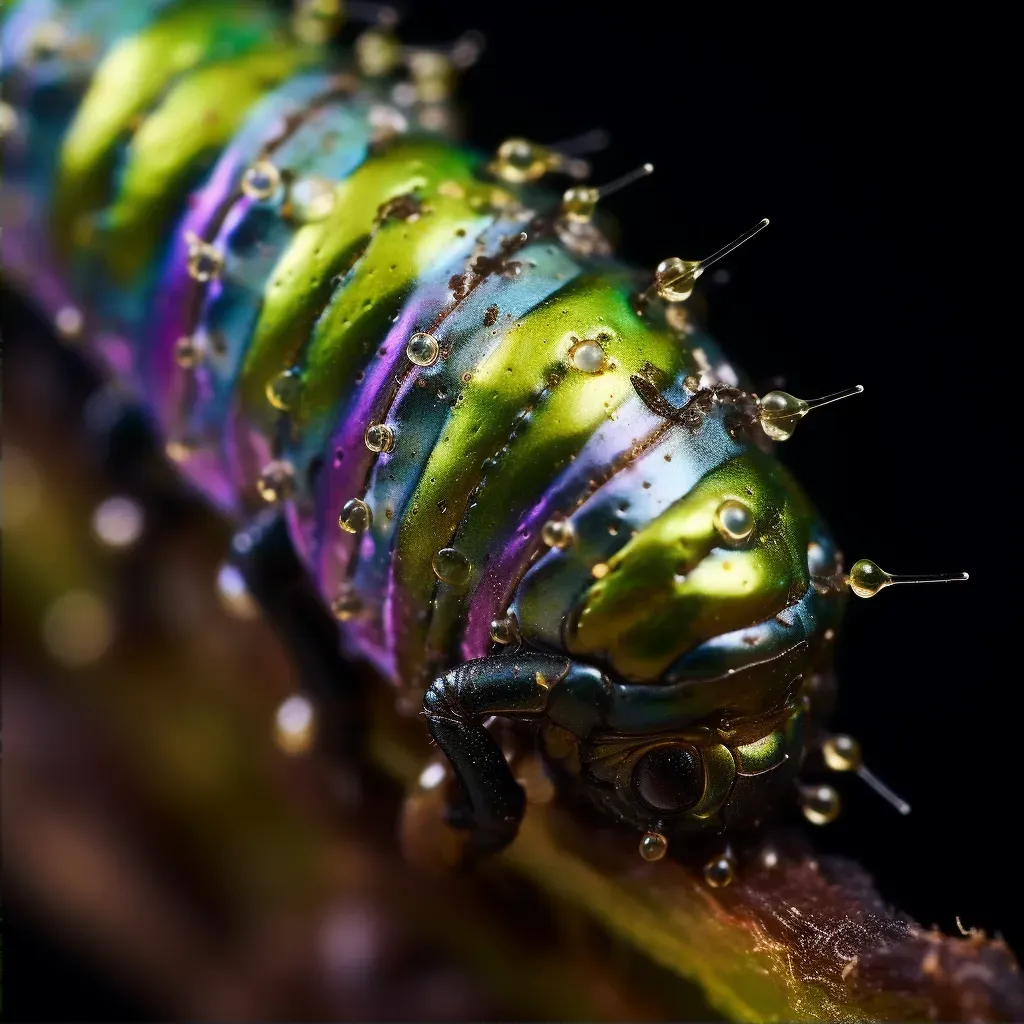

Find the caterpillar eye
[[633, 744, 705, 813]]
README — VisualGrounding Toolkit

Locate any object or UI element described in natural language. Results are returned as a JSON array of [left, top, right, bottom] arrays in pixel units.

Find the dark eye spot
[[633, 744, 704, 813]]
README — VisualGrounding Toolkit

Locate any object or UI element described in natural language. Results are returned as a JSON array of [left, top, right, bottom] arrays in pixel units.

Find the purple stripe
[[460, 398, 665, 660]]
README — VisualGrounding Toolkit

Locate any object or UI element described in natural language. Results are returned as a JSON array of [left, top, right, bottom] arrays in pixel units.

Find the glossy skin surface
[[2, 0, 846, 852]]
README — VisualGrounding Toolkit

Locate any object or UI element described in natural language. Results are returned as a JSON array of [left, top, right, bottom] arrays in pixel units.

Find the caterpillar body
[[2, 0, 945, 872]]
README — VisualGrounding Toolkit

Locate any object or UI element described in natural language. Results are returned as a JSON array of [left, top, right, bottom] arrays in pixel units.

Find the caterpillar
[[0, 0, 969, 883]]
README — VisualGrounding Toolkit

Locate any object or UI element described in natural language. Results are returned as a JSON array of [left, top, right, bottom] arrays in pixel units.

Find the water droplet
[[186, 234, 223, 282], [91, 496, 144, 549], [364, 422, 395, 453], [406, 331, 440, 367], [703, 854, 736, 887], [356, 30, 403, 76], [541, 518, 574, 550], [330, 587, 365, 621], [822, 734, 862, 772], [654, 257, 702, 302], [432, 547, 471, 587], [492, 138, 554, 183], [639, 831, 669, 862], [55, 305, 84, 340], [489, 613, 519, 645], [257, 460, 295, 503], [0, 101, 19, 140], [274, 693, 316, 755], [241, 159, 281, 201], [338, 498, 372, 533], [846, 558, 889, 598], [174, 335, 200, 368], [759, 390, 808, 441], [562, 185, 598, 223], [290, 176, 336, 222], [591, 562, 610, 579], [266, 369, 302, 411], [570, 337, 607, 374], [800, 784, 841, 825], [42, 590, 114, 668], [216, 563, 259, 620], [714, 499, 754, 543]]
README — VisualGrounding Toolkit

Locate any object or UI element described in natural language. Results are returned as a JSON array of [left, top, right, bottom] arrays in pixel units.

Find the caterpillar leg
[[229, 511, 366, 760], [422, 652, 571, 857]]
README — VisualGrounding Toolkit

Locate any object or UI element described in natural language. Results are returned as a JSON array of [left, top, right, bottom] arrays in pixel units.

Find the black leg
[[230, 510, 366, 760], [422, 653, 571, 855]]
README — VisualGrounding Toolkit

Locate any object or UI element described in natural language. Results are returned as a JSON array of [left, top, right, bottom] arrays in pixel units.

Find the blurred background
[[2, 2, 1012, 1021]]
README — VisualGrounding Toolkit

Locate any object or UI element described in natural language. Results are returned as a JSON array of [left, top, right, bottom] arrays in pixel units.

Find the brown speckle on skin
[[483, 304, 500, 327]]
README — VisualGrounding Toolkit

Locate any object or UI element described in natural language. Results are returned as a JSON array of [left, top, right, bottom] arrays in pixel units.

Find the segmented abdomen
[[2, 0, 833, 700]]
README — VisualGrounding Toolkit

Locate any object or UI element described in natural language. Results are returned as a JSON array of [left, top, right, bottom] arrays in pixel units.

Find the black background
[[4, 2, 1013, 1018], [417, 0, 1011, 956]]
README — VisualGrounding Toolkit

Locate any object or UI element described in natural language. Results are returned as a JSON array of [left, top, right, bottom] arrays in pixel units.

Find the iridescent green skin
[[2, 0, 847, 851]]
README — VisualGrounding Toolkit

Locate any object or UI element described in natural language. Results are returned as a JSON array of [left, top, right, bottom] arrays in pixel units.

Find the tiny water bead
[[759, 385, 864, 442], [654, 257, 702, 302], [185, 234, 224, 282], [714, 499, 754, 543], [406, 331, 440, 367], [432, 547, 472, 587], [822, 734, 862, 772], [561, 185, 599, 223], [330, 588, 365, 621], [489, 613, 519, 645], [91, 496, 144, 549], [492, 138, 555, 183], [241, 159, 281, 201], [266, 369, 302, 411], [364, 422, 396, 453], [591, 562, 610, 580], [216, 563, 259, 620], [289, 175, 336, 222], [639, 831, 669, 862], [274, 693, 316, 756], [256, 460, 295, 503], [541, 518, 574, 550], [338, 498, 372, 533], [569, 336, 607, 374], [800, 783, 841, 825], [845, 558, 969, 598], [356, 29, 403, 77], [703, 854, 736, 888]]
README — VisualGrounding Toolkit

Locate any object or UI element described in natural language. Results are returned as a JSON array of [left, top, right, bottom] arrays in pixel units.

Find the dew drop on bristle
[[266, 369, 302, 411], [822, 734, 862, 772], [186, 234, 223, 282], [800, 784, 841, 824], [541, 518, 574, 550], [432, 547, 471, 587], [241, 159, 281, 200], [846, 558, 890, 597], [562, 185, 599, 223], [338, 498, 372, 533], [489, 613, 519, 645], [406, 331, 440, 367], [591, 562, 610, 579], [289, 176, 336, 222], [639, 831, 669, 862], [492, 138, 553, 183], [364, 422, 395, 453], [759, 390, 808, 441], [257, 461, 294, 503], [714, 499, 754, 543], [570, 337, 607, 374], [654, 257, 702, 302]]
